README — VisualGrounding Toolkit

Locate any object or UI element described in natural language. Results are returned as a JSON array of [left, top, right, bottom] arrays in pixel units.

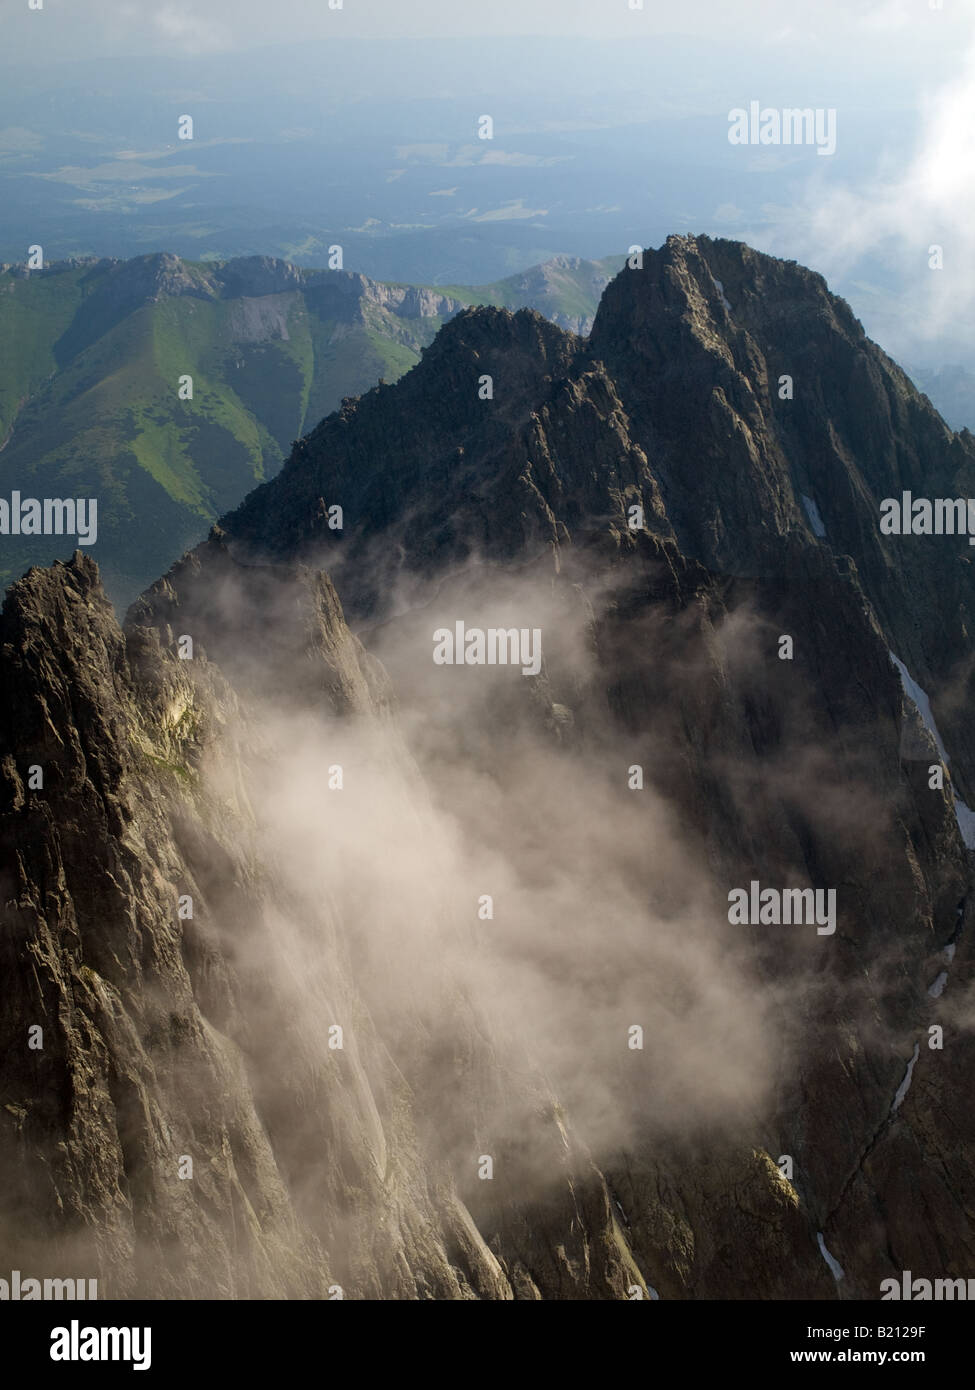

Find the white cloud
[[152, 4, 228, 54], [858, 0, 915, 32], [4, 0, 971, 57], [761, 30, 975, 353]]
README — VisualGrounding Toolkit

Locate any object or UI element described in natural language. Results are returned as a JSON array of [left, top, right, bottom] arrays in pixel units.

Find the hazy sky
[[5, 0, 975, 361], [3, 0, 972, 59]]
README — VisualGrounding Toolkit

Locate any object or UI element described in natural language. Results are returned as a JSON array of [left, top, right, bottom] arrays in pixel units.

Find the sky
[[4, 0, 975, 365], [757, 18, 975, 357], [2, 0, 972, 57]]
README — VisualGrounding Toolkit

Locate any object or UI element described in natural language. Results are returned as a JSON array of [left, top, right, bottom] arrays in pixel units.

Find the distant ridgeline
[[0, 250, 620, 606]]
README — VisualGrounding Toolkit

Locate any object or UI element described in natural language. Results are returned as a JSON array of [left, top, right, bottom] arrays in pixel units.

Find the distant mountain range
[[0, 251, 622, 603]]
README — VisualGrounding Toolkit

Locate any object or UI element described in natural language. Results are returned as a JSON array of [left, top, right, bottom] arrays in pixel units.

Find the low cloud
[[759, 31, 975, 356], [151, 4, 228, 54]]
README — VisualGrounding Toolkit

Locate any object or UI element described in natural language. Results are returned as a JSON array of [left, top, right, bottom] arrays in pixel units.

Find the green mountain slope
[[0, 250, 621, 604], [440, 252, 624, 335], [0, 255, 463, 601]]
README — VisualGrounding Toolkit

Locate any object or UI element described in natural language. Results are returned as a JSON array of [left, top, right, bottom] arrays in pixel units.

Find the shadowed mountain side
[[223, 235, 975, 791]]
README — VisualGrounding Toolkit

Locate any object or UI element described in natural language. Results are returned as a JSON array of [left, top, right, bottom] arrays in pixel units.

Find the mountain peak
[[216, 235, 975, 787]]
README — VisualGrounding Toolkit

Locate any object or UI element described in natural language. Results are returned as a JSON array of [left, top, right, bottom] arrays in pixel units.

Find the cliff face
[[0, 549, 517, 1298], [47, 252, 466, 323], [2, 236, 974, 1299]]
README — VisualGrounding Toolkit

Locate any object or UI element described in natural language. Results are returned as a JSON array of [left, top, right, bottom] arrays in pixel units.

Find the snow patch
[[891, 1042, 920, 1114], [801, 494, 827, 538], [928, 971, 948, 998], [945, 941, 957, 962], [712, 277, 732, 312], [889, 653, 949, 761], [817, 1232, 845, 1282], [889, 653, 975, 846], [953, 797, 975, 849]]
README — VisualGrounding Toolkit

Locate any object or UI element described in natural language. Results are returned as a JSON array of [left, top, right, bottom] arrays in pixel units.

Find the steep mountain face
[[0, 548, 520, 1298], [2, 235, 974, 1299], [588, 238, 975, 737], [227, 235, 975, 786]]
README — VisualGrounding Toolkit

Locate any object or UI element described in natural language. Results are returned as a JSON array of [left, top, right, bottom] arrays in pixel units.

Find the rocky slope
[[1, 236, 973, 1298]]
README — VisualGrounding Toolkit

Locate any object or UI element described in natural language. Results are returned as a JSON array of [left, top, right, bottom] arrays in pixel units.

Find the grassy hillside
[[439, 254, 625, 334], [0, 251, 621, 605], [0, 258, 462, 602]]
